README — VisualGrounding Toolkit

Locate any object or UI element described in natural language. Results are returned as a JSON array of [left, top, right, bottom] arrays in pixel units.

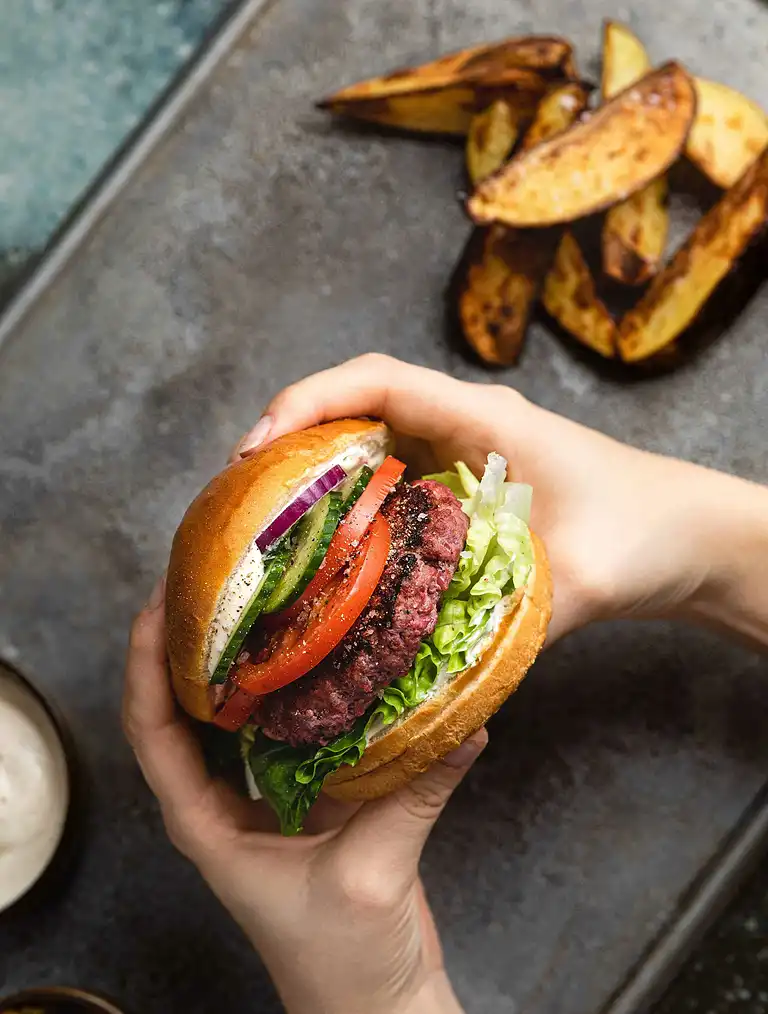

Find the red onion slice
[[255, 464, 346, 551]]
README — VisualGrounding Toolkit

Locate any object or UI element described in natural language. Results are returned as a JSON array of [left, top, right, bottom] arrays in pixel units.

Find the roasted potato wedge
[[318, 76, 549, 136], [603, 178, 669, 285], [687, 77, 768, 188], [457, 225, 560, 364], [519, 81, 592, 151], [601, 19, 649, 95], [467, 63, 695, 227], [457, 83, 589, 365], [466, 100, 520, 185], [317, 36, 577, 136], [601, 23, 669, 284], [618, 147, 768, 362], [542, 231, 617, 358], [319, 37, 575, 103]]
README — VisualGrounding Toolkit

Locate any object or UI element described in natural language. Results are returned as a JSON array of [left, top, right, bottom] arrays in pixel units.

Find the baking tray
[[0, 1, 767, 1012]]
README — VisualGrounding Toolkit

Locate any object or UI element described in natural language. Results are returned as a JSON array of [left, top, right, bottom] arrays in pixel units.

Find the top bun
[[165, 418, 392, 721]]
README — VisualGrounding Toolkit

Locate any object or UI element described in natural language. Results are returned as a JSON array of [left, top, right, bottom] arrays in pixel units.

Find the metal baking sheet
[[1, 2, 767, 1012]]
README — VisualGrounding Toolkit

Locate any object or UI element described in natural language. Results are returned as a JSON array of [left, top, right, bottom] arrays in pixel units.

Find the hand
[[123, 582, 480, 1014], [232, 354, 768, 647]]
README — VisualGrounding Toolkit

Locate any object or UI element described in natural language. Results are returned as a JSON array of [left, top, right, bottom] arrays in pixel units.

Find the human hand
[[231, 354, 768, 646], [123, 582, 480, 1014]]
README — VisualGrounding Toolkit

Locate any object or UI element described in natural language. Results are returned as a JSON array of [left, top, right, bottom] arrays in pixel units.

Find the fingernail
[[237, 414, 274, 458], [146, 576, 166, 610], [442, 730, 487, 769]]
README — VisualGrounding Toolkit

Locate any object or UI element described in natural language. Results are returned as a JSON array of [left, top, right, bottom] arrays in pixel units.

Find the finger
[[123, 588, 213, 825], [339, 729, 488, 871], [230, 354, 509, 459]]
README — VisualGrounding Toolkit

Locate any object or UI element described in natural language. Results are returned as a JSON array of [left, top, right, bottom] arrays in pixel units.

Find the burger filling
[[250, 480, 469, 746], [210, 452, 534, 834]]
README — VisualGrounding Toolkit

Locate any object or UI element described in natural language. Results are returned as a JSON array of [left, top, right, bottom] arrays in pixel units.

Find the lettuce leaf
[[244, 453, 534, 835]]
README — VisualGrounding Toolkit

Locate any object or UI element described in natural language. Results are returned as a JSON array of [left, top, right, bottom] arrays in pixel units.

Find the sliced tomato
[[213, 685, 258, 732], [234, 513, 391, 697], [278, 455, 405, 624]]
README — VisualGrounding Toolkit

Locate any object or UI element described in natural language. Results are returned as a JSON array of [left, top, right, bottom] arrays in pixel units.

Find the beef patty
[[251, 480, 468, 747]]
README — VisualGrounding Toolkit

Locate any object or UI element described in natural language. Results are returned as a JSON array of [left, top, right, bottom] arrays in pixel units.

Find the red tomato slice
[[234, 513, 391, 698], [213, 686, 257, 732], [279, 455, 405, 624]]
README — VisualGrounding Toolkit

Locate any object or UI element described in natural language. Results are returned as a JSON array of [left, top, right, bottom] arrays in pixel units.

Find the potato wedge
[[467, 62, 695, 227], [319, 37, 575, 104], [317, 36, 577, 136], [318, 76, 549, 136], [466, 100, 520, 185], [601, 20, 649, 95], [519, 82, 592, 151], [617, 146, 768, 362], [457, 225, 560, 364], [457, 84, 589, 365], [603, 178, 669, 285], [687, 77, 768, 188], [601, 23, 669, 284], [542, 231, 617, 358]]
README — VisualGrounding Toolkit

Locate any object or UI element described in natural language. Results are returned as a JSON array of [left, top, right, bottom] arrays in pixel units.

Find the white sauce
[[206, 435, 388, 680], [0, 667, 69, 912]]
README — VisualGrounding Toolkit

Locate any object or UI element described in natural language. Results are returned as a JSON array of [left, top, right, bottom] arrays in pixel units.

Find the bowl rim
[[0, 659, 79, 916], [0, 985, 127, 1013]]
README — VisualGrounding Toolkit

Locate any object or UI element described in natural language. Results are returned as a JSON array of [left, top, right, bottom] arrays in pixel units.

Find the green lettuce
[[244, 453, 534, 835]]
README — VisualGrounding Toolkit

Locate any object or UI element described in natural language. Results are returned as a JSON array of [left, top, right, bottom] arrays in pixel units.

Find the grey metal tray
[[1, 2, 767, 1012]]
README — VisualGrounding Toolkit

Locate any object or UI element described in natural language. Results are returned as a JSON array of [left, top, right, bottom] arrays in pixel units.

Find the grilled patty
[[251, 480, 468, 747]]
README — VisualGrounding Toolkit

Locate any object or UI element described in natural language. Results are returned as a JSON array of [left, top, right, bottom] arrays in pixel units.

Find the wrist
[[676, 469, 768, 648]]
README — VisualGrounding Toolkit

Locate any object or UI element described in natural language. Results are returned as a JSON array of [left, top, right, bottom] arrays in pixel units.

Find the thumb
[[340, 729, 488, 870]]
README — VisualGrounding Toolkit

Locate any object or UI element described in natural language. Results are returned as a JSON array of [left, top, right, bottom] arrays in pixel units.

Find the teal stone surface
[[0, 0, 230, 261]]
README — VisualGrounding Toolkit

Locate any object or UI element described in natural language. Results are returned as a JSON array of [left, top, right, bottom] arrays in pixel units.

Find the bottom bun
[[324, 531, 552, 802]]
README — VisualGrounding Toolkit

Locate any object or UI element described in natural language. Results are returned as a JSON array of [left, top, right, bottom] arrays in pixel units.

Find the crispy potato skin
[[458, 225, 560, 365], [618, 147, 768, 362], [319, 36, 575, 102], [467, 63, 695, 227]]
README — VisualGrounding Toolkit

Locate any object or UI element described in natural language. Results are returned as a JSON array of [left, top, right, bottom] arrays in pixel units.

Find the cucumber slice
[[264, 491, 343, 613], [340, 465, 373, 516], [209, 542, 291, 685]]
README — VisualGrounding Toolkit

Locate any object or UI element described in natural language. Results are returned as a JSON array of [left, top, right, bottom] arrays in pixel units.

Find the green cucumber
[[339, 465, 373, 516], [264, 491, 343, 614], [209, 542, 292, 685]]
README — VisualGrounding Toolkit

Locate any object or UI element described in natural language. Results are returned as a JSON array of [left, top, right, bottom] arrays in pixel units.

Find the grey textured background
[[0, 1, 767, 1012]]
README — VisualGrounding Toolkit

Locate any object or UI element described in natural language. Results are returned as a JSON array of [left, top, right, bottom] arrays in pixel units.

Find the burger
[[166, 419, 551, 834]]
